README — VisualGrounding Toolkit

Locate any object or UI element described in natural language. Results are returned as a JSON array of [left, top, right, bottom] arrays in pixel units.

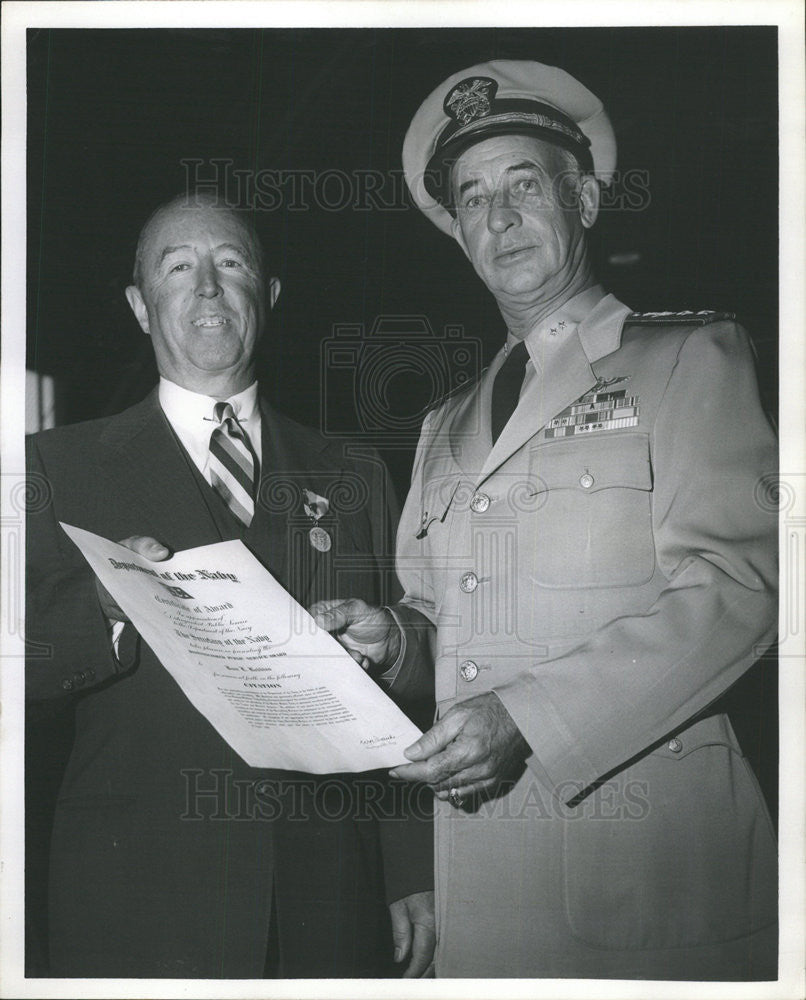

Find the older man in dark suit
[[26, 192, 435, 978]]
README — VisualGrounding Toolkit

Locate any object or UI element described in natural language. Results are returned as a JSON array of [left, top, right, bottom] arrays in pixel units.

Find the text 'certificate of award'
[[61, 523, 422, 773]]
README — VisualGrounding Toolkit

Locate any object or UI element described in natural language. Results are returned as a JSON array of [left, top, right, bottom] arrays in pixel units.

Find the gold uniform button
[[459, 572, 479, 593], [459, 660, 478, 682], [470, 492, 491, 513], [668, 738, 683, 753], [61, 678, 74, 692], [579, 472, 595, 489]]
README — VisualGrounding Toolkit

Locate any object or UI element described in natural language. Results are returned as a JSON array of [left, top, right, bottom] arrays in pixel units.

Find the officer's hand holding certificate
[[61, 523, 422, 773]]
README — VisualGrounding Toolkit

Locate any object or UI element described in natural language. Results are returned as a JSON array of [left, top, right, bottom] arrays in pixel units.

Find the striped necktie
[[208, 401, 255, 527]]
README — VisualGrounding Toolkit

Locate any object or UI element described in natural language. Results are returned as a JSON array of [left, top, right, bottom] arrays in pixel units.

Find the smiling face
[[450, 135, 599, 326], [126, 198, 280, 396]]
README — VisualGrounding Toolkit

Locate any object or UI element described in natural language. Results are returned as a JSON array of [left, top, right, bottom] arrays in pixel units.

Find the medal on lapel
[[302, 489, 332, 552]]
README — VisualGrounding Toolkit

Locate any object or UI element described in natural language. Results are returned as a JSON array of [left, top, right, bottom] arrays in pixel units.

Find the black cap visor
[[424, 101, 594, 209]]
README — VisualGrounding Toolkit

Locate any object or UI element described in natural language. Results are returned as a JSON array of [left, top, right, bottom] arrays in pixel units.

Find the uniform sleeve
[[492, 321, 778, 802], [344, 446, 435, 903], [386, 409, 438, 708], [25, 436, 137, 701], [379, 604, 436, 712]]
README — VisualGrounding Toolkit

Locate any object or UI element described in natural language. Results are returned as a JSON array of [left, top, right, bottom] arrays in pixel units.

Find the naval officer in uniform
[[313, 60, 778, 979]]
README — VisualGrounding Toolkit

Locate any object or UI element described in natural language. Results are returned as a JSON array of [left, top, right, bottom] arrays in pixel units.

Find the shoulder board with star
[[624, 309, 736, 326]]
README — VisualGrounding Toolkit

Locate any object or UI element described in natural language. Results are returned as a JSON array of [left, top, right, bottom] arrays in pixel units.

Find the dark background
[[28, 26, 779, 481], [26, 25, 779, 974]]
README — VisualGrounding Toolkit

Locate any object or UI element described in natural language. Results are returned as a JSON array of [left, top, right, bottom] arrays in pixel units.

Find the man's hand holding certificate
[[62, 523, 421, 773]]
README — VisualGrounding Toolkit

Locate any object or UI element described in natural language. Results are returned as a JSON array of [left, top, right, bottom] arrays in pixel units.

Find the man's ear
[[125, 285, 150, 335], [267, 277, 281, 310], [578, 175, 600, 230], [451, 216, 471, 261]]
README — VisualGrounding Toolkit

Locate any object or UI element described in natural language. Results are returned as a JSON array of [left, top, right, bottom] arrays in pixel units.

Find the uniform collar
[[505, 285, 632, 372]]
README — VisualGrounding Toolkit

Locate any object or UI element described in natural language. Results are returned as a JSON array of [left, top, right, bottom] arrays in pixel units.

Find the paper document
[[61, 523, 422, 773]]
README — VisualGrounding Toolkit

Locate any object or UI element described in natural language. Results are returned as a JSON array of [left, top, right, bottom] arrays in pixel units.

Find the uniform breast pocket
[[528, 432, 655, 588]]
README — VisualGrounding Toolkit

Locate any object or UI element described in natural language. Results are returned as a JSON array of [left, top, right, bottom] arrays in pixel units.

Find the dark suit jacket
[[26, 388, 433, 978]]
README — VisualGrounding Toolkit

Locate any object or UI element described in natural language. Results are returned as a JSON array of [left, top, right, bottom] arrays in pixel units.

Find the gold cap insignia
[[444, 77, 498, 125]]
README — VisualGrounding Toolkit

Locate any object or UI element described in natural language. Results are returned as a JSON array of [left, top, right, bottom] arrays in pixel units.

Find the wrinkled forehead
[[451, 134, 565, 188], [141, 202, 261, 267]]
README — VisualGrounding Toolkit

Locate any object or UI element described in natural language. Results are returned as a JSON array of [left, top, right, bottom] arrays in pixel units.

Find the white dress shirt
[[158, 377, 262, 481]]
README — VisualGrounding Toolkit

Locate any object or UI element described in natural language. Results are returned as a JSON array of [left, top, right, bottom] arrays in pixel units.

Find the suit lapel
[[98, 389, 225, 551], [95, 390, 363, 607], [244, 398, 291, 587], [98, 391, 323, 597], [253, 397, 333, 599]]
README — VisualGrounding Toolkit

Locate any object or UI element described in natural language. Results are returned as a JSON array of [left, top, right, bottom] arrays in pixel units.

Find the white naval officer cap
[[402, 59, 617, 235]]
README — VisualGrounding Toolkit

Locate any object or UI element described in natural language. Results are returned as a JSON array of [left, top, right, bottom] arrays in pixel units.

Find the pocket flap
[[651, 713, 740, 760], [529, 432, 652, 494]]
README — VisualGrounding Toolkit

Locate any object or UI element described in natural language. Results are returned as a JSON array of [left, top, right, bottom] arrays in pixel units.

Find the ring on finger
[[448, 788, 463, 808]]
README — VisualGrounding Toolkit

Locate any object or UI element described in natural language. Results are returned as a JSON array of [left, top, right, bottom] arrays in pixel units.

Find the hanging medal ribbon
[[302, 489, 332, 552]]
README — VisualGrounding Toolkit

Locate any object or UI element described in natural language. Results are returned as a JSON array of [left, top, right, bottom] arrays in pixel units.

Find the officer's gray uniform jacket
[[390, 286, 778, 979]]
